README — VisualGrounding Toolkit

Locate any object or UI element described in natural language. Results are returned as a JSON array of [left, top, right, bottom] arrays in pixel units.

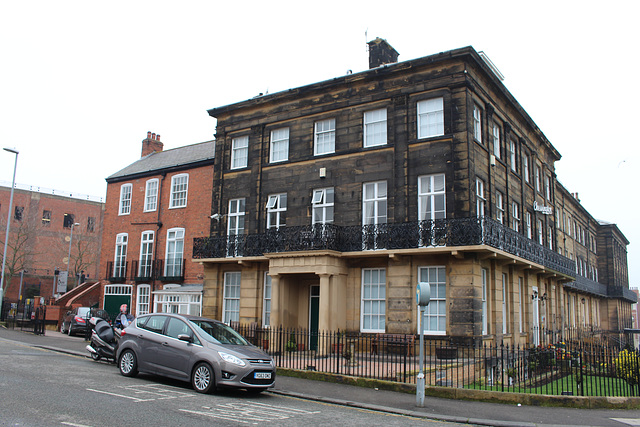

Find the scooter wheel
[[91, 352, 101, 361]]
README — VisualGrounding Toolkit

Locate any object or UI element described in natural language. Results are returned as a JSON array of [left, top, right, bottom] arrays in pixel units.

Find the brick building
[[193, 39, 634, 348], [0, 184, 104, 302], [98, 132, 214, 319]]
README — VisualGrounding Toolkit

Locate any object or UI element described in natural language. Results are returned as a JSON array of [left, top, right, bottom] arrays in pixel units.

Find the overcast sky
[[1, 1, 638, 287]]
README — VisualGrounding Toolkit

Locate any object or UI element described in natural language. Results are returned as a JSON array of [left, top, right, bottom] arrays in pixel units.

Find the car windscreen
[[188, 320, 249, 345]]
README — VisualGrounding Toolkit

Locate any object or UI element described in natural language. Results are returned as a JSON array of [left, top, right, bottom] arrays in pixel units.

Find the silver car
[[116, 313, 275, 394]]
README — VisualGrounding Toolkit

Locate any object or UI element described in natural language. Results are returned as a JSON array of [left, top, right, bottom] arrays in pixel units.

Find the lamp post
[[0, 147, 19, 313], [65, 222, 81, 292]]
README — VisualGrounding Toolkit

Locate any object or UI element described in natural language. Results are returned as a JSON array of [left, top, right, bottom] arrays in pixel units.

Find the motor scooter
[[86, 317, 122, 362]]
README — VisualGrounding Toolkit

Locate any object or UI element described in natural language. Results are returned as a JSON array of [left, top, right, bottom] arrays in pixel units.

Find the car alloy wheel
[[119, 350, 138, 377], [192, 362, 215, 394]]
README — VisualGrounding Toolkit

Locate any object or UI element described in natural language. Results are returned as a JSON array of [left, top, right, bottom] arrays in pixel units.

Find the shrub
[[615, 349, 640, 385]]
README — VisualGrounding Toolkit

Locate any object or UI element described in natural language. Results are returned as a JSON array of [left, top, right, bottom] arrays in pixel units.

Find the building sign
[[533, 200, 553, 215], [56, 271, 68, 293]]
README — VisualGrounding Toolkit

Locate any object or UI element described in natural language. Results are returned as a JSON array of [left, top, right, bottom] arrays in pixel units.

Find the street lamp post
[[0, 147, 19, 313], [65, 222, 81, 292]]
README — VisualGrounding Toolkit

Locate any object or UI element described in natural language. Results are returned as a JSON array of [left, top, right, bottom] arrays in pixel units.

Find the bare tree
[[0, 216, 36, 300]]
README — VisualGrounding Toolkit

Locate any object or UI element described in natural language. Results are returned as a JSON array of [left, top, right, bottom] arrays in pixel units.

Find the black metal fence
[[0, 299, 46, 335], [232, 324, 640, 397]]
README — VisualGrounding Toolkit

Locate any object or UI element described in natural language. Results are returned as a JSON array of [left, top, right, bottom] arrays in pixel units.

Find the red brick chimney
[[141, 131, 163, 157]]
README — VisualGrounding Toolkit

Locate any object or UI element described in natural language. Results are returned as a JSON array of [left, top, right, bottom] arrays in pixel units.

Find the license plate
[[254, 372, 271, 379]]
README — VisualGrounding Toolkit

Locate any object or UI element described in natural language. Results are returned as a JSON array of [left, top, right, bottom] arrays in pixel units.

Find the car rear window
[[77, 307, 91, 317]]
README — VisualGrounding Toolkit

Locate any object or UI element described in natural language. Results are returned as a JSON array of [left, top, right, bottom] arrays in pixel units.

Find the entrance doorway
[[532, 285, 540, 346], [309, 285, 319, 351]]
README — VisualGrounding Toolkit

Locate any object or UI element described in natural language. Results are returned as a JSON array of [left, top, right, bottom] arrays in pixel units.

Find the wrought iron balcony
[[104, 259, 185, 283], [193, 217, 576, 277]]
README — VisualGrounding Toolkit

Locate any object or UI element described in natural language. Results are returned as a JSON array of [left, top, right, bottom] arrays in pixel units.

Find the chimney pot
[[156, 134, 160, 141], [147, 131, 152, 139]]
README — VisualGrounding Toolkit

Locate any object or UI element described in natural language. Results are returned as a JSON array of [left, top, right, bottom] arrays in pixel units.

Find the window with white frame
[[231, 135, 249, 169], [136, 284, 150, 316], [360, 268, 386, 333], [362, 181, 387, 225], [502, 273, 508, 334], [476, 178, 485, 217], [227, 198, 245, 236], [419, 266, 446, 335], [155, 291, 202, 316], [169, 174, 188, 208], [364, 109, 387, 147], [493, 123, 501, 158], [270, 128, 289, 163], [535, 163, 541, 192], [138, 231, 154, 278], [144, 179, 158, 212], [314, 118, 335, 155], [165, 228, 184, 277], [537, 219, 544, 245], [548, 226, 553, 250], [526, 212, 532, 239], [482, 268, 488, 335], [312, 188, 334, 224], [545, 175, 551, 201], [523, 155, 530, 183], [114, 233, 128, 277], [223, 272, 241, 324], [263, 273, 271, 328], [266, 193, 287, 229], [418, 174, 445, 221], [511, 202, 520, 232], [473, 104, 482, 142], [119, 184, 132, 215], [510, 140, 517, 172], [496, 191, 504, 224], [417, 97, 444, 139]]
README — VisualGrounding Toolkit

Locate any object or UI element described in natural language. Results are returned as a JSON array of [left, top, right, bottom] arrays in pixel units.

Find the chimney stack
[[141, 131, 164, 158], [367, 37, 399, 69]]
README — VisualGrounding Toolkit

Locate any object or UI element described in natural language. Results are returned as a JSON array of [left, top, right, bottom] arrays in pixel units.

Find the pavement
[[3, 326, 640, 427]]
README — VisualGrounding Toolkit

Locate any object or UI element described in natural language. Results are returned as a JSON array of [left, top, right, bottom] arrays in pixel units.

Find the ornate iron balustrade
[[193, 218, 576, 277]]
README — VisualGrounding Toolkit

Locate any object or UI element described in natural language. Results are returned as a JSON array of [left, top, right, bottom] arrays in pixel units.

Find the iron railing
[[232, 324, 640, 397], [194, 218, 576, 278], [105, 259, 185, 282]]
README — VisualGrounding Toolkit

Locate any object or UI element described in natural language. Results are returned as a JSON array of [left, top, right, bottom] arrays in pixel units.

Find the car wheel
[[60, 323, 66, 334], [67, 325, 73, 336], [90, 352, 101, 362], [118, 349, 138, 377], [192, 362, 215, 394]]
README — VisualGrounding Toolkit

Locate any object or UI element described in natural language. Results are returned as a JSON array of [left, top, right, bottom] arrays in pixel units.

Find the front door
[[309, 285, 319, 351]]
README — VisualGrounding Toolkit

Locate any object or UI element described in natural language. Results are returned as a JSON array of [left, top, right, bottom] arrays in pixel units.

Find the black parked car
[[61, 307, 110, 336]]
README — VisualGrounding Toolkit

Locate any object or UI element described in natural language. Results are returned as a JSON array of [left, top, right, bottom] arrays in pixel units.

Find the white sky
[[1, 1, 638, 287]]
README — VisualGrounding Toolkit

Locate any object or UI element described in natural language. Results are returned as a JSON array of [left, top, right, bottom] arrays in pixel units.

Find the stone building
[[193, 40, 633, 346]]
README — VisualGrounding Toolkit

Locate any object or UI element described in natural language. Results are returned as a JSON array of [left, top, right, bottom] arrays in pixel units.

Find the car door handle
[[162, 342, 169, 346]]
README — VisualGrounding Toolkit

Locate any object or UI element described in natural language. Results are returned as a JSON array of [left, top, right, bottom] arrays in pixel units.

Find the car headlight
[[218, 351, 246, 367]]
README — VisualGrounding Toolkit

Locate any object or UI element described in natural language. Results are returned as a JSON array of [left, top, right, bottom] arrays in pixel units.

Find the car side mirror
[[177, 334, 193, 343]]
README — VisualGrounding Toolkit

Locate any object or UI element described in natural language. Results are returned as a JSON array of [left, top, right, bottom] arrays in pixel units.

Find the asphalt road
[[0, 337, 466, 427]]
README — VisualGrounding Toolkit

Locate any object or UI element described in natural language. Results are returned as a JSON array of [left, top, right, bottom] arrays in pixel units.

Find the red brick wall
[[0, 187, 104, 299], [99, 164, 213, 288]]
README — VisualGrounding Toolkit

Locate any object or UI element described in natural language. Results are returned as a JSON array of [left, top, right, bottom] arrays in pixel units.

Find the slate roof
[[107, 140, 215, 182]]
